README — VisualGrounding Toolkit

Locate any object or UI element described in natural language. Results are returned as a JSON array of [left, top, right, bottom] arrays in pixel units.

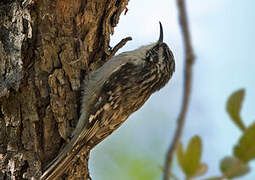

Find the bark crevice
[[0, 0, 130, 179]]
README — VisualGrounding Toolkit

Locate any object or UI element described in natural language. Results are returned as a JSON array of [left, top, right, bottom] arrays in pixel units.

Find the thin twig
[[107, 36, 132, 60], [163, 0, 195, 179], [159, 165, 180, 180]]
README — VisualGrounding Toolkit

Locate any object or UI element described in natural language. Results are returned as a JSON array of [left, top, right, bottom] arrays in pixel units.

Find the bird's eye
[[146, 51, 158, 63], [151, 53, 158, 63]]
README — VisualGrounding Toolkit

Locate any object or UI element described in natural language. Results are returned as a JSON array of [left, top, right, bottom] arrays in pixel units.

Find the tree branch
[[163, 0, 195, 179]]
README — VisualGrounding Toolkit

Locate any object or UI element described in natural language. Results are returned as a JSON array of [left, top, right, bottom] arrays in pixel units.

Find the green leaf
[[177, 136, 202, 178], [226, 89, 246, 131], [220, 156, 250, 179], [112, 152, 160, 180], [234, 123, 255, 163], [127, 158, 159, 180], [204, 178, 222, 180]]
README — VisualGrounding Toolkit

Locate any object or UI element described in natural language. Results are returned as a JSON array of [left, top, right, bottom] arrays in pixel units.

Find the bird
[[41, 22, 175, 180]]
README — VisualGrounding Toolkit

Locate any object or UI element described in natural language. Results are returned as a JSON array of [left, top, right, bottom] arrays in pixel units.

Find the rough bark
[[0, 0, 129, 179]]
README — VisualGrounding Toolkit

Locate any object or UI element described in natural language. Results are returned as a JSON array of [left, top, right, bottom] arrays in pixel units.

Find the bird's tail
[[40, 137, 82, 180], [40, 119, 100, 180]]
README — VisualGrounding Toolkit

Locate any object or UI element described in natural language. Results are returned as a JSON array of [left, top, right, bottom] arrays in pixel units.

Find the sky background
[[89, 0, 255, 179]]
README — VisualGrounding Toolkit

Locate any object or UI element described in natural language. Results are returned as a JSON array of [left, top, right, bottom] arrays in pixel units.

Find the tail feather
[[40, 121, 100, 180], [40, 138, 78, 179]]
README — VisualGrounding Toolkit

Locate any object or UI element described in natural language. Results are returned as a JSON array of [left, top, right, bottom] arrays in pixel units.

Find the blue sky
[[90, 0, 255, 179]]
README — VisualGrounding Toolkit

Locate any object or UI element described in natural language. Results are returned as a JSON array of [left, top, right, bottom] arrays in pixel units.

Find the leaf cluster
[[175, 89, 255, 180]]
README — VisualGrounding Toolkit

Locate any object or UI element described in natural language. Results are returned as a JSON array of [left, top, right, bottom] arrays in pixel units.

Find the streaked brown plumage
[[41, 22, 175, 180]]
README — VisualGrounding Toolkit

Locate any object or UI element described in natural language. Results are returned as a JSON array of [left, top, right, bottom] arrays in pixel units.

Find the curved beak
[[158, 21, 163, 43]]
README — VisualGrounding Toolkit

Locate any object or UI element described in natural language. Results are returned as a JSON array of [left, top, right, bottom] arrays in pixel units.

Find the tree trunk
[[0, 0, 129, 179]]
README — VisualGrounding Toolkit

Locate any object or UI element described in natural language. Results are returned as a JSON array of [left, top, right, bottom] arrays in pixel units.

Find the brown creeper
[[41, 22, 175, 180]]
